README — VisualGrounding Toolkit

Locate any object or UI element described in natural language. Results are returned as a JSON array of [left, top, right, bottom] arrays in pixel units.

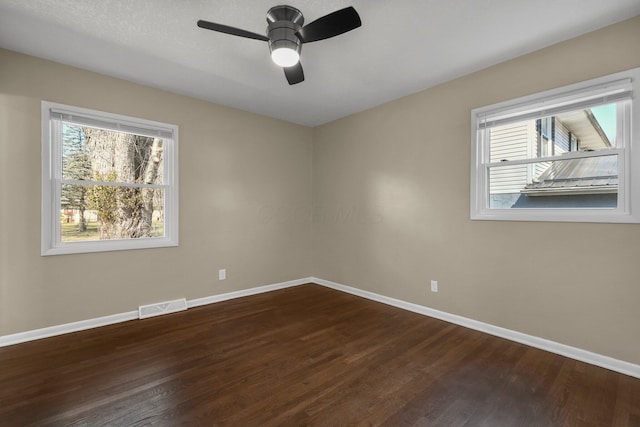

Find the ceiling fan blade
[[296, 7, 361, 43], [284, 62, 304, 85], [197, 20, 269, 42]]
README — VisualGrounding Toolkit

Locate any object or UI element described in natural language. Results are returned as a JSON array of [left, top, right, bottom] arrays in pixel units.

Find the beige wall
[[313, 16, 640, 365], [2, 16, 640, 366], [0, 49, 313, 335]]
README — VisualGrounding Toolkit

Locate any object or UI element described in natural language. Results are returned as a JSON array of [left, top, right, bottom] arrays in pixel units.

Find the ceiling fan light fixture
[[197, 4, 361, 84], [271, 46, 300, 67], [267, 8, 303, 69]]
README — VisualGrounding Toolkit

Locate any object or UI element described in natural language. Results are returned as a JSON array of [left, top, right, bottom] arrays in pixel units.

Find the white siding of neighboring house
[[554, 118, 571, 154], [489, 122, 536, 194]]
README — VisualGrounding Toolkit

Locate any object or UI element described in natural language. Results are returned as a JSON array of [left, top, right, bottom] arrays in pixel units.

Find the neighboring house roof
[[522, 155, 617, 196], [522, 107, 617, 196], [555, 109, 611, 150]]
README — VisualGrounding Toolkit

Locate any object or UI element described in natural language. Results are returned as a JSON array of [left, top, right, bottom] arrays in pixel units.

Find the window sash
[[479, 150, 627, 215], [485, 148, 622, 168], [50, 110, 173, 139], [60, 178, 167, 190], [477, 78, 632, 130]]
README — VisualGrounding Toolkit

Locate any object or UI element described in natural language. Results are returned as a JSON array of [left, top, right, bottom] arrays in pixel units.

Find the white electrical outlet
[[430, 280, 438, 292], [218, 269, 226, 280]]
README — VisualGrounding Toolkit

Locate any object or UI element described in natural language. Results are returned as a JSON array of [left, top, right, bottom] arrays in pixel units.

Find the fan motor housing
[[266, 5, 304, 59]]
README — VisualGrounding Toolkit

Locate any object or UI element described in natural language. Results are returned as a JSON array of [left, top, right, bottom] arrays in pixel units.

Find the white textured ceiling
[[1, 0, 639, 126]]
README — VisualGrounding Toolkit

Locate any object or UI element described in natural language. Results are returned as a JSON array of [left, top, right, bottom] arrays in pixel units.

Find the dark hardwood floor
[[1, 284, 639, 426]]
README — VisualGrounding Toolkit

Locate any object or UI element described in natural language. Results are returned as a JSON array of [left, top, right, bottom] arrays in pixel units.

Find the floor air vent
[[138, 298, 188, 319]]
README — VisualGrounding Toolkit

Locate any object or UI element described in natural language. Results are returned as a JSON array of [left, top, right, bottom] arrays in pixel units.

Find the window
[[470, 68, 640, 223], [42, 102, 179, 255]]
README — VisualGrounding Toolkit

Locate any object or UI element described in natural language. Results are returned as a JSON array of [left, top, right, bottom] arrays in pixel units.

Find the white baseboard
[[0, 311, 139, 347], [311, 277, 640, 379], [188, 277, 312, 308], [2, 276, 638, 379], [0, 277, 314, 348]]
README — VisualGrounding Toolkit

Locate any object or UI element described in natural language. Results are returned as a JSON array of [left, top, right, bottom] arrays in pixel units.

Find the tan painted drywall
[[312, 16, 640, 365], [2, 16, 639, 367], [0, 48, 313, 335]]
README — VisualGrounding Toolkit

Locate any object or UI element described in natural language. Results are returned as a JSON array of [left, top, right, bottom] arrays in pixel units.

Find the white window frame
[[41, 101, 179, 255], [470, 67, 640, 223]]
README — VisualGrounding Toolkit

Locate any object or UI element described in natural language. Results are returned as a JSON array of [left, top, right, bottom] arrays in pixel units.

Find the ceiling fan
[[197, 5, 361, 85]]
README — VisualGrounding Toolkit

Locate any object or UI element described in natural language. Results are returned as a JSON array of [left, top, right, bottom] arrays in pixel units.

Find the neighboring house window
[[41, 101, 179, 255], [537, 116, 554, 157], [470, 67, 640, 222]]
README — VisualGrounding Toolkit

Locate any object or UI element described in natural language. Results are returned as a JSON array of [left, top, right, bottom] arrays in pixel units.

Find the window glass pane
[[61, 184, 165, 242], [488, 155, 618, 209], [62, 124, 164, 185], [61, 125, 91, 181], [487, 102, 619, 163], [590, 104, 617, 145]]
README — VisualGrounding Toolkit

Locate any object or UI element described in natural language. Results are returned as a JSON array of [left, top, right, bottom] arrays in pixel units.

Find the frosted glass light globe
[[271, 47, 300, 67]]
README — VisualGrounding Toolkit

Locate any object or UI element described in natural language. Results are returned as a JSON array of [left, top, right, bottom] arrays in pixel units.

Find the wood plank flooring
[[1, 284, 639, 426]]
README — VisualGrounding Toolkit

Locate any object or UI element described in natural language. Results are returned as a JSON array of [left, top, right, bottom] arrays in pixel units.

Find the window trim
[[470, 67, 640, 223], [41, 101, 179, 255]]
